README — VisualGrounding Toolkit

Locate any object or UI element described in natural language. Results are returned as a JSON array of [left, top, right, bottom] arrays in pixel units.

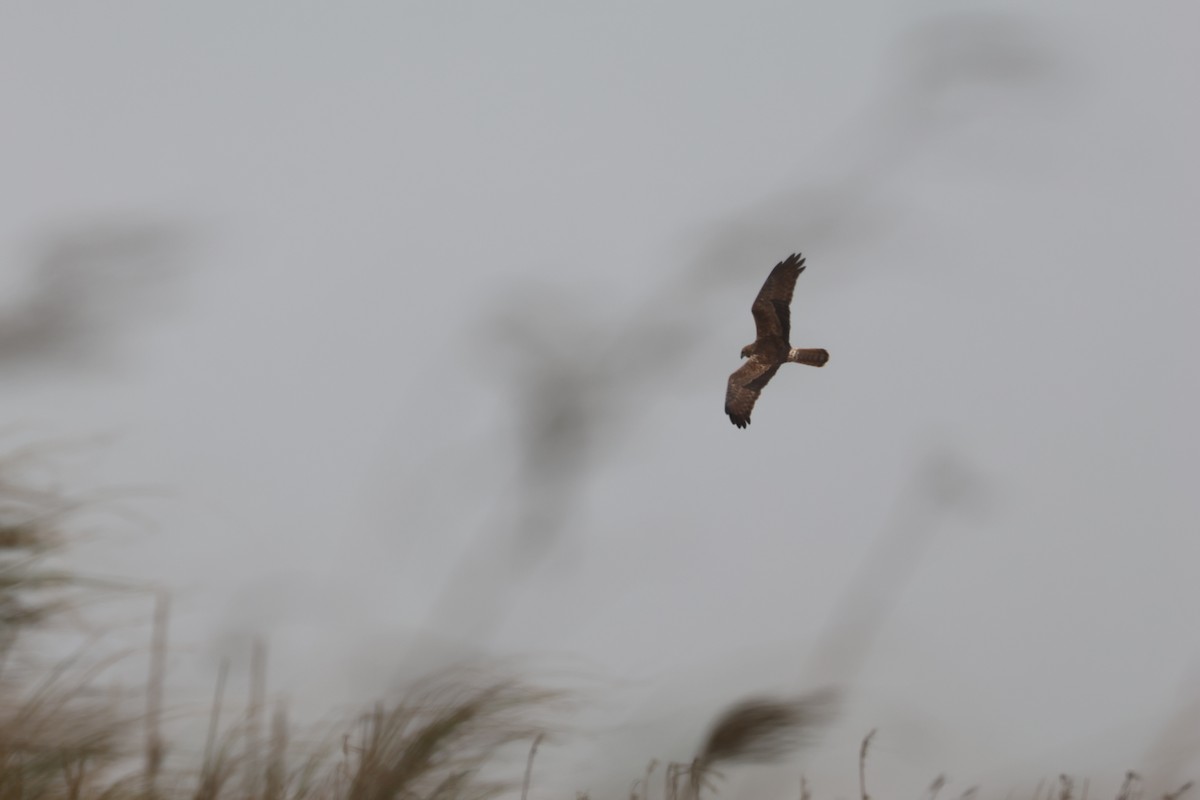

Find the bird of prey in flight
[[725, 253, 828, 428]]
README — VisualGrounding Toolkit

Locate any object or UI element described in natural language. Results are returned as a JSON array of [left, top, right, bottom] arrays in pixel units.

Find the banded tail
[[787, 348, 829, 367]]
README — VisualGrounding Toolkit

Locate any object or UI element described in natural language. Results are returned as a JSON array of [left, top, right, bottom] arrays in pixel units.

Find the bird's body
[[725, 253, 828, 428]]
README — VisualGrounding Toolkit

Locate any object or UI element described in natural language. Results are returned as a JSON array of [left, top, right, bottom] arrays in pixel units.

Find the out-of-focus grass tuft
[[1, 452, 133, 800]]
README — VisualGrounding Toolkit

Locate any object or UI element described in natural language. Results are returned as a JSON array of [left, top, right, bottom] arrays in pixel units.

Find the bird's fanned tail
[[787, 348, 829, 367]]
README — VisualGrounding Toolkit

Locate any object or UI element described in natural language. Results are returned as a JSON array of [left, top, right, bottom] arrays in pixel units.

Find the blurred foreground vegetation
[[0, 455, 1192, 800]]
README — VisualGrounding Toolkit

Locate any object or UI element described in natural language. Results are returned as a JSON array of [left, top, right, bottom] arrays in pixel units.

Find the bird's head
[[740, 344, 754, 359]]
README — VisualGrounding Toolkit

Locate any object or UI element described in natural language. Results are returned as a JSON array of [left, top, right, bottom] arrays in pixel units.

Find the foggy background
[[3, 2, 1199, 798]]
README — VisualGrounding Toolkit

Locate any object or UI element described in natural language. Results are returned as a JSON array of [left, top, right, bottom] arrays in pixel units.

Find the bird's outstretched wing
[[725, 359, 781, 428], [750, 253, 805, 342]]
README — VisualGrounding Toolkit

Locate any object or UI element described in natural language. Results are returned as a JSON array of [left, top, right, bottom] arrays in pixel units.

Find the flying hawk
[[725, 254, 828, 428]]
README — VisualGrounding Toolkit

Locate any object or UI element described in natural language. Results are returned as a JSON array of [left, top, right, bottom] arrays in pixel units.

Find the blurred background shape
[[1, 222, 188, 372]]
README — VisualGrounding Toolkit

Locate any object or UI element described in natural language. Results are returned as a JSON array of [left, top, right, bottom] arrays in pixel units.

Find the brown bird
[[725, 253, 828, 428]]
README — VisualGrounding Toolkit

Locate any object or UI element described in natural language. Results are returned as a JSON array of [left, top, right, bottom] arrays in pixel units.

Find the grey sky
[[3, 2, 1199, 797]]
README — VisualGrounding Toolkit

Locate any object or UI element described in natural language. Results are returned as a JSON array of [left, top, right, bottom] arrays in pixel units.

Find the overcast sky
[[3, 2, 1199, 798]]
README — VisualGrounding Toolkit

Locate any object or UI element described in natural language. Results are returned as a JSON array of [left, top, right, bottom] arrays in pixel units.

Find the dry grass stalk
[[1118, 772, 1143, 800], [1163, 782, 1194, 800], [143, 591, 169, 798], [519, 733, 542, 800], [200, 659, 230, 778], [630, 760, 657, 800], [859, 729, 876, 800], [244, 639, 268, 800], [265, 701, 288, 800], [192, 723, 250, 800], [664, 763, 686, 800], [928, 774, 947, 800]]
